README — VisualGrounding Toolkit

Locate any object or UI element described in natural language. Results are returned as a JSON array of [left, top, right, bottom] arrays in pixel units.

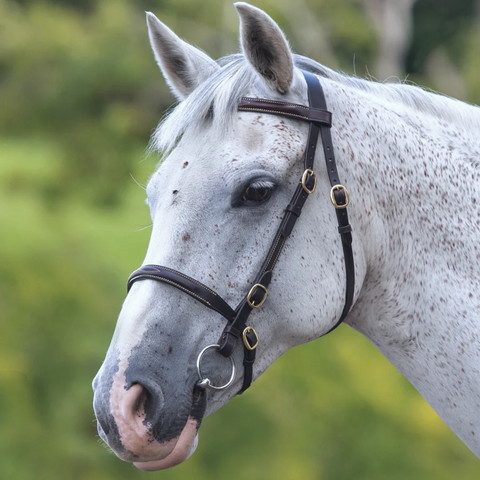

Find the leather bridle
[[127, 71, 354, 394]]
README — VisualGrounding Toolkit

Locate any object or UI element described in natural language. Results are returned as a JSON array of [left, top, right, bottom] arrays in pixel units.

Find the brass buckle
[[330, 185, 350, 209], [247, 284, 268, 308], [300, 169, 317, 194], [242, 326, 259, 350]]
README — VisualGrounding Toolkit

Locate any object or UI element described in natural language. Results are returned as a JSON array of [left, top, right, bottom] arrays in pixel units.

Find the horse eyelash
[[248, 180, 275, 190]]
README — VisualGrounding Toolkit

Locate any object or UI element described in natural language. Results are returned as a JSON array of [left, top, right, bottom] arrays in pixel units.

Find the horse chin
[[133, 417, 199, 471]]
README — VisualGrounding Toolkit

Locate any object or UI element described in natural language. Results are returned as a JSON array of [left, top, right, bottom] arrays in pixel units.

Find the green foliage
[[0, 0, 163, 206], [406, 0, 475, 73], [463, 23, 480, 105], [1, 0, 480, 479]]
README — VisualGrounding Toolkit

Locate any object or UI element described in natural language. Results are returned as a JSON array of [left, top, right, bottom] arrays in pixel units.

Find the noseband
[[127, 71, 354, 394]]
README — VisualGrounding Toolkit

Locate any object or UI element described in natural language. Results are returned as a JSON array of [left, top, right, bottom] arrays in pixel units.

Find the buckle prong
[[247, 284, 268, 308], [300, 169, 317, 194], [242, 326, 259, 350]]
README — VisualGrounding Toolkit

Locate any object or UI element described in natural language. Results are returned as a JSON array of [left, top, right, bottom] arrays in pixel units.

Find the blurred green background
[[1, 0, 479, 478]]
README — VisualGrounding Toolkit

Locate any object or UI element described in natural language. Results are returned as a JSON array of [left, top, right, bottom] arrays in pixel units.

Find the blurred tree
[[13, 0, 97, 12], [405, 0, 476, 100], [462, 0, 480, 104], [357, 0, 418, 79], [0, 0, 163, 206], [406, 0, 475, 74]]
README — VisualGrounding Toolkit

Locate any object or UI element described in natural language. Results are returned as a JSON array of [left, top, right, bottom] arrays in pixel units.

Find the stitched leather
[[127, 265, 235, 321], [239, 343, 256, 394], [239, 98, 332, 125]]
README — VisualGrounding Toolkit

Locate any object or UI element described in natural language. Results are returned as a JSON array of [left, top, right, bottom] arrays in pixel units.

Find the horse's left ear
[[146, 12, 220, 100], [235, 2, 294, 94]]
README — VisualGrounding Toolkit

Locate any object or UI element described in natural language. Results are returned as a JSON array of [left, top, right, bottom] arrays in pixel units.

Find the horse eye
[[242, 185, 273, 202]]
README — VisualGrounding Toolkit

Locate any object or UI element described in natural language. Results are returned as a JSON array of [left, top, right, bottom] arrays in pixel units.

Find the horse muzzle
[[93, 366, 207, 470]]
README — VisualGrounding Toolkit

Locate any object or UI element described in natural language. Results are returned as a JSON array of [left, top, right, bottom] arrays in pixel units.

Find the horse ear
[[235, 3, 294, 94], [146, 12, 220, 100]]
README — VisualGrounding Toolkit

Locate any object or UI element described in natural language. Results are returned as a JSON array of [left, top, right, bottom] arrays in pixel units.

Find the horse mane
[[295, 55, 480, 134], [151, 54, 480, 156]]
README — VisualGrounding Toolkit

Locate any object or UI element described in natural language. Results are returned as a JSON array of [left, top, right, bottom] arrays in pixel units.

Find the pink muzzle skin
[[109, 374, 199, 468], [134, 418, 199, 471]]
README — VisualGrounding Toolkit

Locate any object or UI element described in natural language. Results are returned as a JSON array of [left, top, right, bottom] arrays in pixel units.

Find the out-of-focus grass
[[1, 135, 151, 480]]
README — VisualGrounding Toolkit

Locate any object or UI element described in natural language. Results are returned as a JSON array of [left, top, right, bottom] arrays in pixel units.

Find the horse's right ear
[[146, 12, 219, 101]]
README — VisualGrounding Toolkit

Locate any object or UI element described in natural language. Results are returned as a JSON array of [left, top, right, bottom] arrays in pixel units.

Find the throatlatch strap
[[303, 72, 355, 333]]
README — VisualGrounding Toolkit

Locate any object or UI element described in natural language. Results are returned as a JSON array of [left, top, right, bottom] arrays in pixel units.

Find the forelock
[[150, 55, 258, 155]]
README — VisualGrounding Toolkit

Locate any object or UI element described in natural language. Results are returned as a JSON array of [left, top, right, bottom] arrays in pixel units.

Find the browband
[[238, 97, 332, 125], [128, 70, 354, 394]]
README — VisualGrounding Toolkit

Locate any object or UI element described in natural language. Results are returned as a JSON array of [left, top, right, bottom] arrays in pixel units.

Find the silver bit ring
[[196, 344, 236, 391]]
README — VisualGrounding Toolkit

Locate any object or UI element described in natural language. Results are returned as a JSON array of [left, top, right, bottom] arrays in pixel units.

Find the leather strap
[[238, 98, 332, 126], [302, 71, 355, 333], [127, 265, 235, 321], [126, 70, 354, 395], [239, 327, 258, 393]]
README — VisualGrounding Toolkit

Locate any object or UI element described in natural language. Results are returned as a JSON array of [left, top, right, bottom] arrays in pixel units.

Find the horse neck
[[325, 78, 480, 455]]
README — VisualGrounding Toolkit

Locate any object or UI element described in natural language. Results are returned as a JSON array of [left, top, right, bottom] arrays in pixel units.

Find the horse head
[[92, 2, 367, 471]]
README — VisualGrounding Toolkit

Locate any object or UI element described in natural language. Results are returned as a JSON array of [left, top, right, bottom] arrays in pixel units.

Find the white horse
[[92, 2, 480, 471]]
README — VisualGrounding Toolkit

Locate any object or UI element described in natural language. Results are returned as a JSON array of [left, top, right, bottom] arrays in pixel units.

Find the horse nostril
[[132, 384, 148, 416], [119, 380, 165, 429], [120, 383, 148, 423]]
